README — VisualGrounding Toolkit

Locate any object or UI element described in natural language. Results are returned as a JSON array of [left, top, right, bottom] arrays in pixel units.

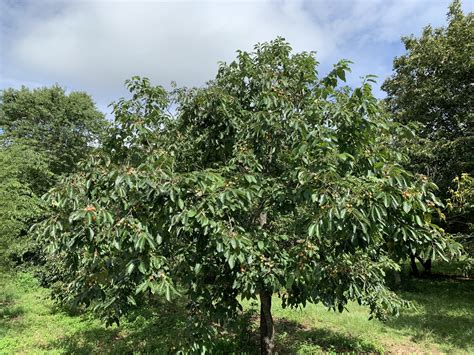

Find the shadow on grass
[[387, 275, 474, 351], [45, 304, 384, 354], [275, 318, 383, 354], [45, 301, 187, 354], [45, 301, 258, 354]]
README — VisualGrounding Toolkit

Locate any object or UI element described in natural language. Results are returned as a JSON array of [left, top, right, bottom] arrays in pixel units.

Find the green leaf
[[415, 215, 424, 226], [403, 201, 411, 213], [127, 295, 137, 306], [126, 262, 135, 275], [228, 254, 236, 269], [194, 263, 202, 273], [138, 261, 147, 274], [336, 68, 346, 82], [309, 223, 320, 237]]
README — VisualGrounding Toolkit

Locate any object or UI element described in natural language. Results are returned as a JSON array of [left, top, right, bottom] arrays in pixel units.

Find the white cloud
[[1, 0, 466, 107], [6, 1, 335, 90]]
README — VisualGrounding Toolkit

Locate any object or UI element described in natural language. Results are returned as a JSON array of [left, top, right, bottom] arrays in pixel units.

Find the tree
[[36, 39, 459, 353], [0, 86, 108, 267], [0, 85, 109, 176], [382, 0, 473, 273], [382, 0, 472, 194]]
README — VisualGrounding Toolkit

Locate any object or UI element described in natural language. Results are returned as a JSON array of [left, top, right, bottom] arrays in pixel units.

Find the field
[[1, 263, 472, 354]]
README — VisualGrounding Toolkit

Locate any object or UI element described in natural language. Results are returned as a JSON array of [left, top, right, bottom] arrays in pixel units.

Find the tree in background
[[0, 86, 108, 266], [0, 85, 108, 176], [382, 0, 473, 274], [36, 39, 460, 354], [382, 0, 472, 193]]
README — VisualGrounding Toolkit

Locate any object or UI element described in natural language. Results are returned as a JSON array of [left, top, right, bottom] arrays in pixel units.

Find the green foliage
[[382, 0, 473, 195], [0, 142, 50, 266], [447, 174, 474, 216], [0, 85, 108, 269], [0, 85, 109, 176], [446, 174, 474, 275], [36, 38, 460, 351]]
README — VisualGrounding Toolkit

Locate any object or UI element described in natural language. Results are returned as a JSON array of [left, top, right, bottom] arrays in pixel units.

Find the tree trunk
[[423, 258, 432, 274], [410, 254, 419, 277], [416, 256, 432, 275], [259, 290, 275, 355]]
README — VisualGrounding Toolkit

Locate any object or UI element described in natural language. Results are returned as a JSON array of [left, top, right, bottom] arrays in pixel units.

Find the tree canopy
[[36, 39, 460, 353], [382, 0, 473, 195], [0, 85, 109, 176]]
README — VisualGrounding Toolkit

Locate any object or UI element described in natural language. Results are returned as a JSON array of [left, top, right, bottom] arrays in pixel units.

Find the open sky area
[[0, 0, 472, 116]]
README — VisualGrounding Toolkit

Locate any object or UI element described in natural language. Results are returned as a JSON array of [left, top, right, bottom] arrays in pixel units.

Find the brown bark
[[259, 290, 275, 355]]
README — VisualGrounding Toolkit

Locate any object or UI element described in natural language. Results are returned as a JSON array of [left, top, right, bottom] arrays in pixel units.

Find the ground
[[1, 263, 472, 354]]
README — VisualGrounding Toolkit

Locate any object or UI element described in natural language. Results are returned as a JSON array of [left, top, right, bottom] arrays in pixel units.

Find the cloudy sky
[[0, 0, 471, 116]]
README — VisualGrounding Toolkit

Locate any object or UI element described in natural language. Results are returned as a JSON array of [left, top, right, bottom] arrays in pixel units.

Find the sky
[[0, 0, 471, 117]]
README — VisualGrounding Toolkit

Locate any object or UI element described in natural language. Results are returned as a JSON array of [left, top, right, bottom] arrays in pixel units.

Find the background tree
[[0, 86, 108, 266], [0, 85, 109, 176], [36, 39, 459, 354], [382, 0, 473, 273], [382, 0, 472, 193]]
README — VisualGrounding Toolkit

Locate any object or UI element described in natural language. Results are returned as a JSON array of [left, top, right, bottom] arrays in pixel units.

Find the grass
[[1, 264, 473, 354], [0, 270, 253, 354]]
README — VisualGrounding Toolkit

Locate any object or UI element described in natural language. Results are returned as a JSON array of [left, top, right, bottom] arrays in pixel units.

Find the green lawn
[[1, 266, 473, 354]]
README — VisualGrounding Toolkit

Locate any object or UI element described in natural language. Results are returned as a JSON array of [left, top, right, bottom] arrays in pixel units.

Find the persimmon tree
[[36, 39, 458, 354]]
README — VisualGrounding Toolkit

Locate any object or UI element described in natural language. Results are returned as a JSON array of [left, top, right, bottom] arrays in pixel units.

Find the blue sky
[[0, 0, 471, 116]]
